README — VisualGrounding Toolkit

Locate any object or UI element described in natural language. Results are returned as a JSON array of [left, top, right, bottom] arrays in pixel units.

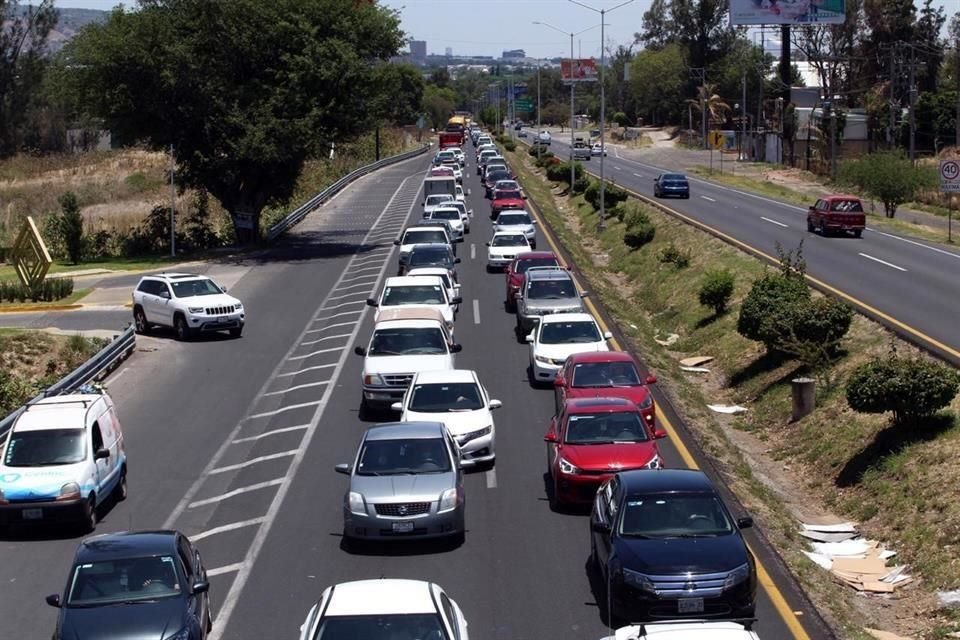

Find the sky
[[51, 0, 960, 60]]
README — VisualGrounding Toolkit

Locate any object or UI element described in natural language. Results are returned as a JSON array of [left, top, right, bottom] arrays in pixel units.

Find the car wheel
[[174, 315, 192, 341], [358, 396, 373, 421], [113, 467, 127, 502], [133, 307, 150, 335], [819, 221, 828, 236], [853, 229, 863, 238], [82, 496, 97, 533], [206, 609, 213, 633], [229, 326, 243, 338], [807, 218, 815, 232]]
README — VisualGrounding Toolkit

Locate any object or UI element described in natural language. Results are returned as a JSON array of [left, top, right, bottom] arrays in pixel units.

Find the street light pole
[[537, 61, 542, 162], [569, 0, 636, 231]]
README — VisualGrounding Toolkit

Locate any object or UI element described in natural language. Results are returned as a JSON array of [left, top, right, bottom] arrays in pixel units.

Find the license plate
[[392, 521, 414, 533], [218, 316, 227, 323], [22, 508, 43, 520], [678, 598, 704, 613]]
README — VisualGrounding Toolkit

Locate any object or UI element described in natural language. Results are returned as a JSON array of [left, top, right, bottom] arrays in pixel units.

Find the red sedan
[[544, 397, 666, 509], [490, 196, 525, 219], [504, 251, 563, 310], [553, 351, 658, 431]]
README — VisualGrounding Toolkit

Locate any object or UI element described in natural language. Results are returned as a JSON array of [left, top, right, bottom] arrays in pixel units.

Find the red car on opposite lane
[[544, 397, 666, 508], [504, 252, 563, 310], [553, 351, 658, 431]]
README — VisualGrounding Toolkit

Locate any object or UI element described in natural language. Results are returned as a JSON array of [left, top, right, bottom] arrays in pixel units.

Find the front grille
[[374, 502, 432, 516], [383, 374, 413, 387], [205, 305, 236, 315], [647, 570, 728, 598]]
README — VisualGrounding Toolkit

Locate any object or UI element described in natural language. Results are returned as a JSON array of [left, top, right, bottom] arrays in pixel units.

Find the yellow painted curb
[[0, 303, 83, 313]]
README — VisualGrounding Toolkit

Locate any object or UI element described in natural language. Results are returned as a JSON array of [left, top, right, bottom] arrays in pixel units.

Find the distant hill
[[11, 6, 110, 52]]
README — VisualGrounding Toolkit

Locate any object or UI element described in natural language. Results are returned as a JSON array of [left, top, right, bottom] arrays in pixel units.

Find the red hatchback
[[554, 351, 658, 431], [544, 397, 666, 508], [504, 252, 563, 310]]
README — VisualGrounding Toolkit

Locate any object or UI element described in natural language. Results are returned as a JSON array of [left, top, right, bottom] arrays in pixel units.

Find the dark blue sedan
[[654, 173, 690, 199], [46, 530, 212, 640]]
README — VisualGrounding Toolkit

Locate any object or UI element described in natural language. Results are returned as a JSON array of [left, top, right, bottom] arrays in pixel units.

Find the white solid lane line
[[188, 478, 286, 509], [633, 173, 643, 177], [191, 518, 268, 542], [473, 299, 480, 325], [210, 451, 300, 475], [859, 252, 908, 272], [700, 195, 716, 202], [761, 216, 789, 228], [206, 563, 244, 578], [233, 424, 309, 444]]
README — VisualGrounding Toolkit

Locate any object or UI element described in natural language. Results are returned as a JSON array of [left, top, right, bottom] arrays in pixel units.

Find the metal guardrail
[[0, 325, 137, 438], [266, 143, 432, 242]]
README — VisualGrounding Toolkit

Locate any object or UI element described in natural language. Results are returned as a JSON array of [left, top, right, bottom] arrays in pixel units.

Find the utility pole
[[741, 74, 747, 161], [888, 44, 897, 150], [909, 44, 916, 164], [169, 144, 176, 257], [537, 63, 542, 162], [956, 35, 960, 147]]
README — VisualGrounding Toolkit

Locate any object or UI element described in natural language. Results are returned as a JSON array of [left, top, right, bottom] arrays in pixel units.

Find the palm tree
[[686, 84, 732, 147]]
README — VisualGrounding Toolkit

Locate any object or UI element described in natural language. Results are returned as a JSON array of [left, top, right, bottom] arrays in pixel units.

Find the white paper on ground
[[680, 366, 711, 373], [879, 550, 897, 560], [802, 522, 859, 533], [707, 404, 748, 414], [654, 333, 679, 346], [799, 529, 859, 543], [810, 539, 874, 557], [802, 551, 833, 570]]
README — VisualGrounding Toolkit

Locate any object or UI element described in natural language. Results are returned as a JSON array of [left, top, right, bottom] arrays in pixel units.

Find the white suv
[[132, 272, 245, 340]]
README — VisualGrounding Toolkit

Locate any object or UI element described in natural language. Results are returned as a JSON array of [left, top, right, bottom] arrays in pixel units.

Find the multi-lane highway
[[0, 148, 833, 639], [535, 132, 960, 365]]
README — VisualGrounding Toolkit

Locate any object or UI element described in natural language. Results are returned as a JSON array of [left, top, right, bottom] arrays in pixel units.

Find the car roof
[[383, 276, 444, 287], [404, 226, 448, 234], [412, 369, 478, 384], [141, 272, 204, 282], [618, 468, 714, 494], [365, 421, 447, 441], [492, 230, 528, 238], [565, 396, 637, 413], [496, 209, 530, 217], [568, 351, 635, 364], [527, 268, 573, 282], [515, 251, 558, 260], [540, 312, 596, 324], [325, 579, 438, 617], [824, 194, 861, 200], [14, 395, 103, 432], [406, 267, 452, 276], [375, 307, 446, 324], [76, 530, 178, 563]]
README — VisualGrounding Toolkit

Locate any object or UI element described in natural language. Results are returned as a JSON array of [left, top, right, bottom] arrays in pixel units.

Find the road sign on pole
[[939, 159, 960, 192], [515, 98, 534, 112]]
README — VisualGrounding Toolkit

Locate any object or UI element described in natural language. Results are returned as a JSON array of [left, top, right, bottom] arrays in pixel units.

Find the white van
[[0, 389, 127, 532], [423, 176, 459, 203]]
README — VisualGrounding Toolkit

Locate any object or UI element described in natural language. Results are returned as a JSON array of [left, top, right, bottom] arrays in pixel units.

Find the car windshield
[[492, 235, 527, 247], [564, 412, 648, 444], [408, 250, 453, 268], [487, 169, 509, 180], [571, 362, 641, 387], [170, 278, 221, 297], [516, 258, 559, 274], [497, 214, 530, 226], [403, 231, 447, 245], [496, 181, 519, 190], [368, 328, 448, 356], [431, 210, 460, 221], [66, 555, 183, 606], [382, 285, 446, 306], [620, 494, 734, 538], [540, 320, 601, 344], [4, 429, 86, 466], [315, 614, 448, 640], [408, 382, 484, 412], [356, 437, 452, 475], [527, 279, 576, 300]]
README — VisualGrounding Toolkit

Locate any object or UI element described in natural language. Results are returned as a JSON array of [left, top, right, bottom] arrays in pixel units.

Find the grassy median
[[505, 146, 960, 639]]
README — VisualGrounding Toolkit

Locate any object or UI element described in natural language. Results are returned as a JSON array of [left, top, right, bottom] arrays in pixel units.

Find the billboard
[[561, 59, 599, 82], [729, 0, 845, 25]]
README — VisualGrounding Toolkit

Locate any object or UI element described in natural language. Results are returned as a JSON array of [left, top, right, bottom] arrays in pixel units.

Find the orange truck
[[439, 132, 462, 149]]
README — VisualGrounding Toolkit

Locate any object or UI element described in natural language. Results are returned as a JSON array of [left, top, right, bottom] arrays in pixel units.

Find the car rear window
[[831, 199, 863, 212], [403, 230, 446, 245]]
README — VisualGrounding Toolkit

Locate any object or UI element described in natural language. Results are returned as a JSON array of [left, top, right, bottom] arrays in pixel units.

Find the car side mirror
[[580, 291, 590, 298], [390, 402, 403, 412], [603, 331, 613, 340], [220, 286, 228, 293], [525, 333, 534, 343], [451, 343, 463, 353], [553, 377, 565, 387], [530, 219, 538, 224], [393, 239, 400, 245], [544, 431, 558, 443], [488, 399, 502, 410], [366, 298, 378, 307], [451, 296, 463, 305], [522, 195, 528, 199], [653, 428, 668, 439], [737, 517, 754, 529], [353, 346, 366, 356], [468, 209, 474, 215], [191, 580, 210, 595], [45, 594, 62, 608], [590, 520, 610, 533], [458, 458, 477, 470], [486, 242, 491, 246], [160, 291, 171, 300], [334, 463, 352, 475], [646, 374, 657, 385], [94, 448, 110, 460]]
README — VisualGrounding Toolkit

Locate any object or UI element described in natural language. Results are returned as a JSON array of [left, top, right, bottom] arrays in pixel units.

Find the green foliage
[[572, 176, 590, 194], [769, 297, 854, 372], [698, 269, 735, 315], [369, 64, 424, 126], [502, 139, 516, 152], [124, 172, 151, 193], [624, 220, 656, 249], [658, 242, 691, 268], [56, 191, 84, 265], [736, 273, 811, 347], [612, 112, 630, 128], [545, 161, 584, 184], [837, 151, 937, 218], [0, 277, 74, 303], [847, 351, 960, 424], [66, 0, 405, 241], [584, 179, 628, 211]]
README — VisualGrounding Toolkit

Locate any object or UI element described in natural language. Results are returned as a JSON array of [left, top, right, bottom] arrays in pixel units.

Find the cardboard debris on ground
[[865, 629, 914, 640], [679, 355, 714, 367], [654, 333, 679, 346], [799, 521, 911, 594], [707, 404, 748, 414], [680, 366, 711, 373]]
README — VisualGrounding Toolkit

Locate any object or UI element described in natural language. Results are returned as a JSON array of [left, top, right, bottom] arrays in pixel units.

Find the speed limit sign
[[940, 160, 960, 192]]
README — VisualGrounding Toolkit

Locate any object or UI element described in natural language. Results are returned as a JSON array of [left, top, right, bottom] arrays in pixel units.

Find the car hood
[[376, 305, 453, 324], [364, 354, 454, 375], [488, 246, 527, 258], [351, 471, 456, 501], [0, 463, 89, 500], [401, 409, 492, 437], [615, 532, 750, 575], [60, 598, 186, 640], [535, 342, 609, 360], [179, 293, 240, 307], [560, 441, 658, 472], [607, 622, 757, 640], [494, 223, 534, 234], [525, 299, 583, 314]]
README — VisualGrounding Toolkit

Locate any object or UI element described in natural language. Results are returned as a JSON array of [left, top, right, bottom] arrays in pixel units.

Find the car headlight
[[347, 491, 366, 516], [534, 354, 552, 364], [438, 488, 459, 513], [57, 482, 81, 501], [0, 487, 7, 505], [164, 629, 191, 640], [623, 568, 657, 594], [558, 457, 579, 475], [723, 563, 751, 590], [234, 302, 243, 310], [458, 426, 491, 443], [363, 374, 385, 386], [644, 454, 662, 470], [187, 307, 204, 314], [638, 396, 653, 410]]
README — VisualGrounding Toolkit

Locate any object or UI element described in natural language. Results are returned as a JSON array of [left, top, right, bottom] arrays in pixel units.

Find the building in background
[[410, 40, 427, 63], [445, 47, 453, 57], [502, 49, 526, 60]]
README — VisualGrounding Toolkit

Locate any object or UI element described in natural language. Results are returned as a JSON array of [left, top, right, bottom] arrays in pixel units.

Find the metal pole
[[950, 192, 954, 243], [741, 74, 747, 161], [598, 8, 606, 231], [909, 44, 916, 164], [830, 107, 837, 181], [537, 65, 542, 162], [888, 45, 896, 149], [169, 144, 176, 257], [570, 34, 576, 188]]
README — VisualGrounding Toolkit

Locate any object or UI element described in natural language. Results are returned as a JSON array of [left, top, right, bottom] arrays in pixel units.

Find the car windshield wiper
[[673, 532, 722, 538], [619, 532, 655, 539]]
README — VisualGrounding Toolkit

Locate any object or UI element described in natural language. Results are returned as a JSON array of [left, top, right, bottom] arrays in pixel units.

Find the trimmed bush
[[584, 179, 629, 211], [0, 277, 74, 303], [699, 269, 735, 315], [623, 215, 656, 249], [572, 176, 590, 194], [503, 140, 516, 152], [658, 242, 691, 268], [54, 192, 84, 265], [737, 273, 810, 348], [847, 353, 960, 424]]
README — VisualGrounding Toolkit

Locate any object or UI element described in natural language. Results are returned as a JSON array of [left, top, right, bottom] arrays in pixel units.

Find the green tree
[[369, 64, 425, 125], [698, 269, 735, 315], [636, 0, 738, 71], [423, 85, 457, 129], [65, 0, 404, 243], [737, 273, 810, 348], [56, 191, 84, 265], [837, 151, 935, 217], [847, 351, 960, 424], [630, 44, 688, 126], [612, 112, 630, 128]]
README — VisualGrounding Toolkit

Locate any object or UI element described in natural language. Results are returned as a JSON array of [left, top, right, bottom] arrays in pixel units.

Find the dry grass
[[507, 146, 960, 639]]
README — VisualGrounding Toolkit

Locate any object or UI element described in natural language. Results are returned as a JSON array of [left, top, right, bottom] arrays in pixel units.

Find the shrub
[[584, 179, 629, 211], [55, 192, 84, 265], [846, 352, 960, 424], [772, 297, 853, 372], [699, 269, 735, 315], [612, 112, 630, 128], [658, 242, 690, 268], [572, 176, 590, 194], [737, 273, 810, 347], [503, 140, 516, 152], [0, 277, 74, 303], [622, 206, 651, 228], [623, 219, 656, 249]]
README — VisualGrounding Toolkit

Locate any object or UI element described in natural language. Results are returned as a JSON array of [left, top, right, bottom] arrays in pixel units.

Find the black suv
[[590, 469, 756, 622]]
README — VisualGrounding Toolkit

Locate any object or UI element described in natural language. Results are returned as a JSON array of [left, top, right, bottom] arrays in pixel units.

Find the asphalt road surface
[[0, 150, 832, 639], [536, 131, 960, 365]]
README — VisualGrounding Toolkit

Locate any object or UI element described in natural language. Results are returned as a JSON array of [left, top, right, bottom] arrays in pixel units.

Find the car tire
[[229, 326, 243, 338], [358, 396, 373, 421], [81, 496, 97, 533], [807, 219, 815, 232], [113, 467, 127, 502], [206, 609, 213, 633], [819, 221, 828, 236], [853, 229, 863, 238], [174, 314, 192, 341], [451, 530, 466, 547], [133, 307, 150, 335]]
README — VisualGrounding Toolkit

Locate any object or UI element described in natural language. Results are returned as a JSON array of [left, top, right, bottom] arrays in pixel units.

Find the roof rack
[[628, 618, 758, 637]]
